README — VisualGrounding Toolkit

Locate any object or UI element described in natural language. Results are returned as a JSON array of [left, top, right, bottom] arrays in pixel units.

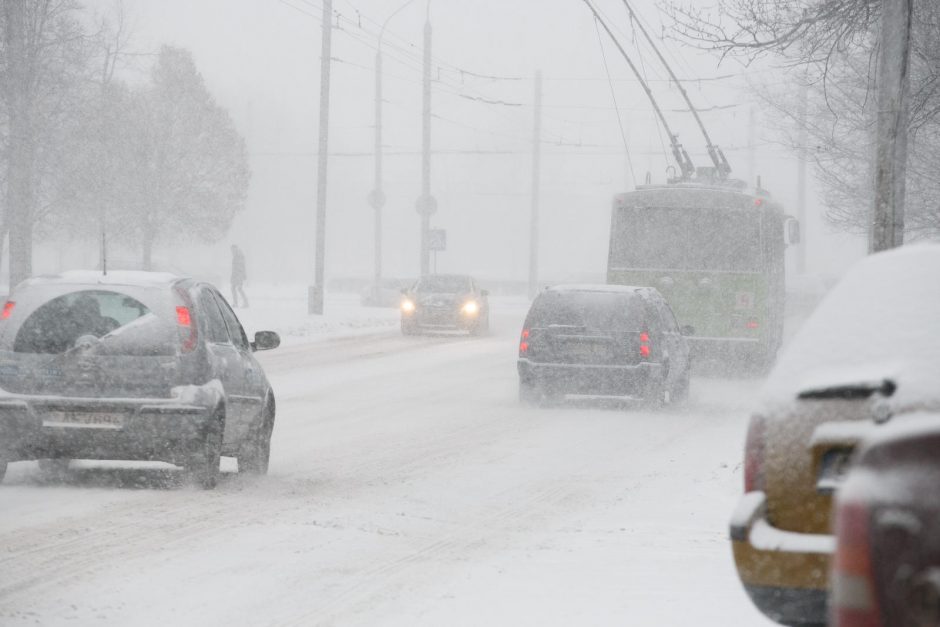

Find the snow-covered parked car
[[831, 412, 940, 627], [0, 271, 280, 489], [730, 244, 940, 626], [517, 284, 692, 406]]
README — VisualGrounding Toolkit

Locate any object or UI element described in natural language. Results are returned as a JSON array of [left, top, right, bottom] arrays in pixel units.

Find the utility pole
[[747, 105, 756, 188], [870, 0, 913, 252], [371, 1, 415, 302], [528, 71, 542, 299], [796, 85, 808, 274], [310, 0, 333, 314], [415, 6, 436, 276], [5, 0, 32, 287]]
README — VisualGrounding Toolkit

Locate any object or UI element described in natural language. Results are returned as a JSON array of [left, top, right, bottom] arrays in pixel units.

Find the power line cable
[[594, 16, 636, 187]]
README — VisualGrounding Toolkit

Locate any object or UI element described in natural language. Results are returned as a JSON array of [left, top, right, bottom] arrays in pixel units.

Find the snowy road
[[0, 306, 776, 626]]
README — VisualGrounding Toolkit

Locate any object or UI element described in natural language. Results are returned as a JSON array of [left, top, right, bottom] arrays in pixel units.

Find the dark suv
[[517, 285, 691, 405], [0, 271, 280, 489]]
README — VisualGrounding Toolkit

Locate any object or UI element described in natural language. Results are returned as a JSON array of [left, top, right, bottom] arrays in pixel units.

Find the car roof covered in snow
[[762, 243, 940, 410], [16, 270, 188, 291], [545, 284, 655, 295]]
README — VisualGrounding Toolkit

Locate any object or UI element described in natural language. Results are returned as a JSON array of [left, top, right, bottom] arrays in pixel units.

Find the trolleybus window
[[610, 207, 761, 272]]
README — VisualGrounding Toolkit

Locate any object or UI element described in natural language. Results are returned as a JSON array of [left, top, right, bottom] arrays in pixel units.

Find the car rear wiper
[[797, 378, 897, 400]]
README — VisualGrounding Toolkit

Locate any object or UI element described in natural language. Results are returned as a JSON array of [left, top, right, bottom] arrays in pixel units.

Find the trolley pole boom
[[582, 0, 695, 180], [620, 0, 731, 178]]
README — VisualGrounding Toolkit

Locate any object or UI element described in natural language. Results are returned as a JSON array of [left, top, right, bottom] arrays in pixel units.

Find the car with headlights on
[[831, 412, 940, 627], [517, 284, 691, 406], [400, 274, 489, 335], [730, 244, 940, 626], [0, 271, 280, 489]]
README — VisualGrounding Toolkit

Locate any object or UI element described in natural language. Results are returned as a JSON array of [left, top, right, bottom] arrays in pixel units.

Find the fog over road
[[0, 306, 775, 626]]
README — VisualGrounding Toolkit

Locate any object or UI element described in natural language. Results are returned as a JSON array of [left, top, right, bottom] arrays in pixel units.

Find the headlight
[[461, 300, 479, 316], [401, 299, 416, 313]]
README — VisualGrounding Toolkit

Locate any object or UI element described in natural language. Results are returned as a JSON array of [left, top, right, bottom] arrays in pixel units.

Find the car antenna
[[101, 224, 108, 276], [619, 0, 732, 180], [582, 0, 695, 181]]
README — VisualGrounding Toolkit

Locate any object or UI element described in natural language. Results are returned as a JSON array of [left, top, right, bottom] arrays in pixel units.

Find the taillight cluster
[[173, 289, 198, 353], [1, 301, 15, 320], [743, 415, 766, 492], [832, 501, 881, 626], [519, 329, 529, 355], [639, 331, 651, 359]]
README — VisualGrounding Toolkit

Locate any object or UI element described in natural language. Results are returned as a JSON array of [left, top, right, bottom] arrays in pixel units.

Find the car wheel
[[38, 458, 71, 481], [673, 365, 691, 403], [0, 459, 7, 484], [186, 414, 223, 489], [239, 402, 274, 475], [519, 380, 540, 404]]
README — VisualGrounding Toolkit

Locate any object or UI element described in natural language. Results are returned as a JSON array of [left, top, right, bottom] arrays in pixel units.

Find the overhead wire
[[594, 16, 636, 187]]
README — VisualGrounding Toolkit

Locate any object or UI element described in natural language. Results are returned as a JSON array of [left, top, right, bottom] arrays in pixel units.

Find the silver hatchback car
[[0, 271, 280, 488]]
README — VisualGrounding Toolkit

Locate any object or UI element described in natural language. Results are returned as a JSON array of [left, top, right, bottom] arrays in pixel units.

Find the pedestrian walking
[[231, 244, 249, 307]]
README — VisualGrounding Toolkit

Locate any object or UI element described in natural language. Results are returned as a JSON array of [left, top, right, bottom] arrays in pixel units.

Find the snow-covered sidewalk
[[231, 285, 401, 346]]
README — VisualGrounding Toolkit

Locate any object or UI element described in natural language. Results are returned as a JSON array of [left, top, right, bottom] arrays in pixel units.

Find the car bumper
[[403, 310, 481, 330], [730, 491, 834, 626], [517, 359, 660, 398], [0, 391, 219, 465]]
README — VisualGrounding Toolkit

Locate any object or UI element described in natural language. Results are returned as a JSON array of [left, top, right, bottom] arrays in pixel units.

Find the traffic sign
[[415, 194, 438, 216], [428, 229, 446, 252]]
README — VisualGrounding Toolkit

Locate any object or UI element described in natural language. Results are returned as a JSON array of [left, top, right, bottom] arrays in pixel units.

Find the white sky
[[70, 0, 865, 286]]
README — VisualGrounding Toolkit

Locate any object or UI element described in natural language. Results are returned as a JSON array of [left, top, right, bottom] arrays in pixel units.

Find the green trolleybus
[[607, 180, 799, 368]]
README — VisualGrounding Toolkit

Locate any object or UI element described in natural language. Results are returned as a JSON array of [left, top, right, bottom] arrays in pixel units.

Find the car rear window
[[527, 291, 650, 331], [4, 288, 177, 356]]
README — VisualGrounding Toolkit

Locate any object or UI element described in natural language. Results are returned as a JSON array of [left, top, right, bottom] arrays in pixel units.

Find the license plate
[[43, 411, 125, 430]]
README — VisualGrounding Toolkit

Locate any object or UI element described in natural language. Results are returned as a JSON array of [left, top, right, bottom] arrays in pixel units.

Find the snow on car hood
[[761, 243, 940, 412]]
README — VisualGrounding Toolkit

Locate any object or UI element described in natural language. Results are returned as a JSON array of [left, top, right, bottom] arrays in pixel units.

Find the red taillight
[[639, 331, 651, 359], [176, 306, 192, 327], [1, 301, 15, 320], [746, 319, 759, 330], [173, 289, 198, 353], [743, 416, 766, 492], [519, 329, 529, 354], [832, 501, 881, 626]]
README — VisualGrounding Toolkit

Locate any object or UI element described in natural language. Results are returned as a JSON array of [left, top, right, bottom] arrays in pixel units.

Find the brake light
[[639, 331, 651, 359], [743, 415, 767, 492], [1, 301, 15, 320], [746, 319, 759, 330], [519, 329, 529, 354], [176, 306, 192, 327], [173, 289, 198, 353], [832, 501, 881, 626]]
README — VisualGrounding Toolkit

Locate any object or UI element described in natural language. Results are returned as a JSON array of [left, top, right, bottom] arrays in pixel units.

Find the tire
[[239, 401, 274, 475], [0, 459, 7, 484], [673, 365, 691, 403], [471, 313, 490, 336], [519, 380, 539, 404], [38, 458, 71, 481], [186, 414, 223, 489]]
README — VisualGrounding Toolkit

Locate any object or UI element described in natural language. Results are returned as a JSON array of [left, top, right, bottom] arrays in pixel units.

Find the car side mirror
[[251, 330, 280, 352], [785, 217, 801, 245], [680, 325, 695, 336]]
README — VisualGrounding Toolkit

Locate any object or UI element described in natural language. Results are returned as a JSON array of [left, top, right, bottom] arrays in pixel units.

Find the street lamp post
[[415, 2, 436, 276], [371, 1, 416, 302]]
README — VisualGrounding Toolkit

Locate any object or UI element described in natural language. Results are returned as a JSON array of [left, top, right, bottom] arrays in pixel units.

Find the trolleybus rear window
[[610, 207, 761, 272]]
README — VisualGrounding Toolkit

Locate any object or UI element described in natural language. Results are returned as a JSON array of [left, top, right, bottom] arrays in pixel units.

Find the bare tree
[[662, 0, 940, 239]]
